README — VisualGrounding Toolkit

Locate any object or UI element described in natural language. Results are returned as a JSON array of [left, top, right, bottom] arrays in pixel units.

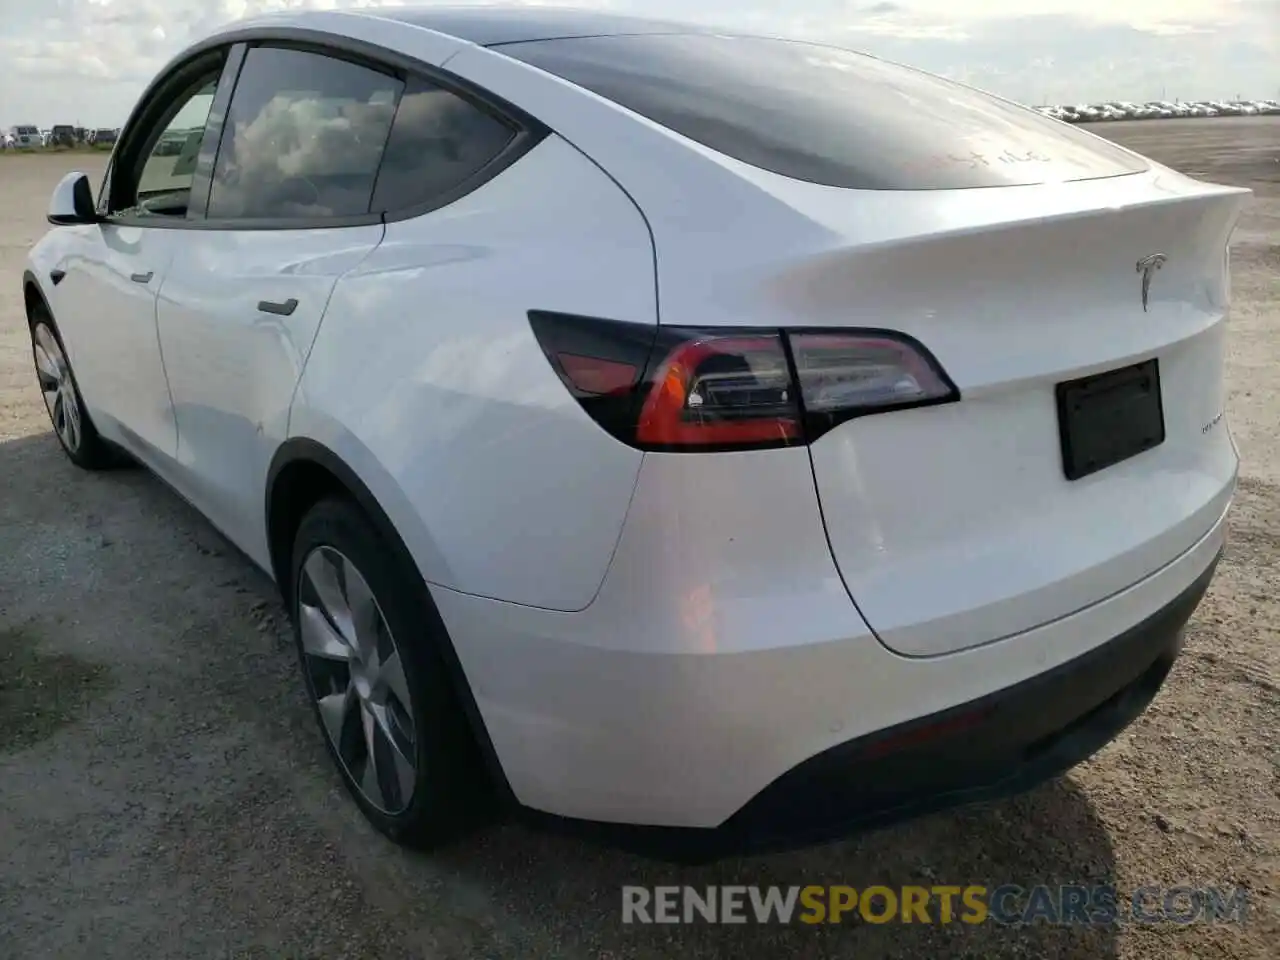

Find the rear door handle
[[257, 298, 298, 317], [130, 271, 153, 284]]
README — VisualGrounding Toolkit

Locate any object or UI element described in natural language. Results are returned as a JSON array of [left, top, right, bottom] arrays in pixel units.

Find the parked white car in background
[[8, 124, 41, 147], [23, 5, 1248, 860]]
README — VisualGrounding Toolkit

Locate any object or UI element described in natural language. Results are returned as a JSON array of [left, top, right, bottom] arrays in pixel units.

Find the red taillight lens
[[636, 336, 801, 447], [528, 311, 957, 452]]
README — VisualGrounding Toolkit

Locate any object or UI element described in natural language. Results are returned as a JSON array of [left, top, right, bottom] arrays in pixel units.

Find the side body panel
[[36, 223, 179, 458], [292, 133, 657, 611]]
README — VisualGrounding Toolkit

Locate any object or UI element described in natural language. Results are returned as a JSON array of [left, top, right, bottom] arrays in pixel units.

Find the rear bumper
[[432, 445, 1230, 843], [528, 548, 1219, 861]]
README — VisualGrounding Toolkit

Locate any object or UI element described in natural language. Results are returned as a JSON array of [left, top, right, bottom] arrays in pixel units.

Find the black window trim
[[186, 43, 246, 222], [107, 26, 549, 232], [95, 160, 113, 218]]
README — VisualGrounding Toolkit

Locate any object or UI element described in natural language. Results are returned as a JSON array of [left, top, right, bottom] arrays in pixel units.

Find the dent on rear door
[[156, 227, 384, 567], [293, 134, 658, 612]]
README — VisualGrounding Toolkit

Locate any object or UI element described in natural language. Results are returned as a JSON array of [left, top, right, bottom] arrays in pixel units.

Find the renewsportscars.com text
[[621, 884, 1248, 926]]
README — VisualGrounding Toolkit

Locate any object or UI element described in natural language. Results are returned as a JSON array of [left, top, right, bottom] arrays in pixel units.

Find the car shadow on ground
[[0, 428, 1121, 960], [432, 776, 1122, 958]]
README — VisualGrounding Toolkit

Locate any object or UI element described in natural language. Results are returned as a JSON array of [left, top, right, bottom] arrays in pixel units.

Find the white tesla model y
[[24, 6, 1247, 859]]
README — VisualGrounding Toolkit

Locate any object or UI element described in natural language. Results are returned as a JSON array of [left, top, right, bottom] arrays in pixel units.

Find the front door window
[[113, 71, 221, 220]]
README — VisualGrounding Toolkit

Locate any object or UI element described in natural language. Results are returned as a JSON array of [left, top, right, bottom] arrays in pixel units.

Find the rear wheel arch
[[265, 437, 517, 806], [265, 440, 356, 606]]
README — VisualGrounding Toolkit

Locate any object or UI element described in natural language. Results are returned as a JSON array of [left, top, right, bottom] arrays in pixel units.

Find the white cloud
[[0, 0, 1274, 125]]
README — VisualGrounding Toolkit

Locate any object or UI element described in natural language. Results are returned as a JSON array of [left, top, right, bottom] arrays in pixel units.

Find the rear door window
[[501, 34, 1149, 190], [207, 45, 402, 221]]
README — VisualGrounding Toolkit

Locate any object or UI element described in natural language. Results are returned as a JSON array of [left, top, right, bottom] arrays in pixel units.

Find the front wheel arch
[[23, 278, 124, 470], [23, 270, 50, 323]]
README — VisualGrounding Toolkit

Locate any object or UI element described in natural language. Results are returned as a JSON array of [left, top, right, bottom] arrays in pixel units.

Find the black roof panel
[[375, 5, 710, 47]]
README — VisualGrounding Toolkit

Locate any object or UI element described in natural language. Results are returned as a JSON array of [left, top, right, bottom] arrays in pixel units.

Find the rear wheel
[[290, 496, 491, 848], [28, 307, 119, 470]]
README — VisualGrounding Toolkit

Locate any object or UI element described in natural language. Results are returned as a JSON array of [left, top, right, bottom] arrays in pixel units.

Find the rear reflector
[[557, 353, 638, 396], [857, 707, 995, 760], [529, 311, 958, 452]]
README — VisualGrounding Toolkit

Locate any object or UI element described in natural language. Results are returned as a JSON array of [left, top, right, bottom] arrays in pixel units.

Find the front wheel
[[289, 496, 492, 848], [29, 309, 119, 470]]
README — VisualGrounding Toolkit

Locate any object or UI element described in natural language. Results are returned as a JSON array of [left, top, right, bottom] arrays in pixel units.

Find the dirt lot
[[1, 118, 1277, 959]]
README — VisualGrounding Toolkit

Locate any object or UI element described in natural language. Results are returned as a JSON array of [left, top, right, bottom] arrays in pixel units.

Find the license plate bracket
[[1056, 359, 1165, 481]]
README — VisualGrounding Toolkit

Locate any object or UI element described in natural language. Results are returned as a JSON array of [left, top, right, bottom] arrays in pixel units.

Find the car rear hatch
[[770, 173, 1247, 656]]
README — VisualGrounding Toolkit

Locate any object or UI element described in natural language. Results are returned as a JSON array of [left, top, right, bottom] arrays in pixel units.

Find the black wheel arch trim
[[22, 269, 49, 311], [266, 436, 518, 807]]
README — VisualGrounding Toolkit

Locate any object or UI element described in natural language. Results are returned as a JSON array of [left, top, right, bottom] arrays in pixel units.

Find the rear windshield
[[501, 34, 1148, 190]]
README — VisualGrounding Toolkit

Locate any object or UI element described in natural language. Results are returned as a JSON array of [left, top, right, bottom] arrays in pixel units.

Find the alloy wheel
[[32, 322, 82, 454], [297, 545, 418, 814]]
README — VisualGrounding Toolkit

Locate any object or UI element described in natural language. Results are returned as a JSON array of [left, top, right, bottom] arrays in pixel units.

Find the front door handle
[[130, 271, 153, 284], [257, 298, 298, 317]]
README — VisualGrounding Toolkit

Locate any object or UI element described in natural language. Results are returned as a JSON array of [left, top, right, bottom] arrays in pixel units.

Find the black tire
[[289, 496, 493, 848], [27, 302, 124, 470]]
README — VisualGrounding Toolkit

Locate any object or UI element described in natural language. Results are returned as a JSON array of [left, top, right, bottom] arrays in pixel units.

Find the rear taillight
[[637, 335, 801, 447], [528, 311, 957, 451]]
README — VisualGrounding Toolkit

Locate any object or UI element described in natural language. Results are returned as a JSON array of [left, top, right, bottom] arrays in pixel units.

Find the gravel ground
[[1, 117, 1277, 959]]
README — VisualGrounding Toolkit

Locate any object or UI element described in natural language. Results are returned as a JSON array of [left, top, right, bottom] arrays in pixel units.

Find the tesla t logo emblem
[[1136, 254, 1167, 312]]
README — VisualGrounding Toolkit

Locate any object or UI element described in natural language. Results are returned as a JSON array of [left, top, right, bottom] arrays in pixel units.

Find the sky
[[0, 0, 1275, 126]]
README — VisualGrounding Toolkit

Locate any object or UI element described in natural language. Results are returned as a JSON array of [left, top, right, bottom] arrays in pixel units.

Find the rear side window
[[502, 35, 1148, 190], [208, 46, 402, 220], [370, 76, 516, 213]]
